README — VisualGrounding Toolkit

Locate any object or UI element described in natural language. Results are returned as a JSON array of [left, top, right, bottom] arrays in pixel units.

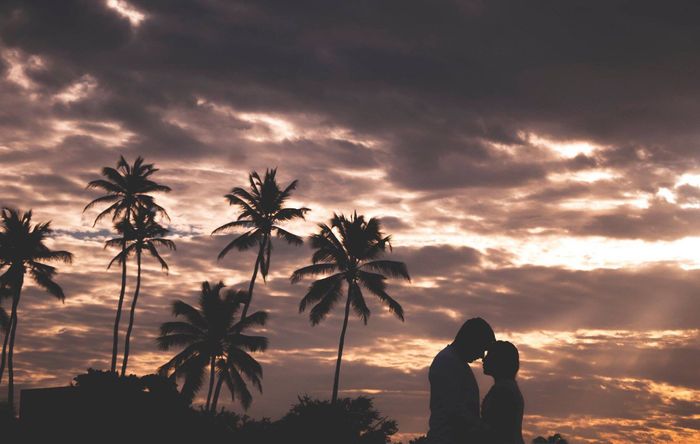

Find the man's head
[[452, 317, 495, 362]]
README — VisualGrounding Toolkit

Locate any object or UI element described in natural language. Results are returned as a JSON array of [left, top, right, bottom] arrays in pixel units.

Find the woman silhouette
[[480, 340, 525, 444]]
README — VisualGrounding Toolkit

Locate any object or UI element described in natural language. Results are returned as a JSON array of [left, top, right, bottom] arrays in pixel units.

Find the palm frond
[[28, 266, 65, 301], [290, 263, 338, 284], [358, 271, 404, 321], [211, 220, 255, 235], [156, 333, 198, 351], [229, 334, 269, 353], [274, 207, 309, 222], [274, 227, 303, 246], [308, 278, 344, 326], [228, 368, 254, 410], [361, 260, 410, 281], [216, 229, 262, 260], [176, 353, 209, 404], [33, 250, 73, 264], [172, 300, 207, 329], [85, 179, 123, 195], [232, 310, 268, 332], [349, 282, 370, 325], [83, 193, 120, 212], [159, 321, 204, 337], [145, 243, 170, 271], [298, 273, 344, 313]]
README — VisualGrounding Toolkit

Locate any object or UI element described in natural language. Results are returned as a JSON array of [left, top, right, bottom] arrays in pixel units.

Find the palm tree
[[106, 206, 175, 376], [157, 281, 267, 413], [0, 208, 73, 410], [212, 168, 309, 319], [84, 155, 171, 373], [291, 213, 410, 403]]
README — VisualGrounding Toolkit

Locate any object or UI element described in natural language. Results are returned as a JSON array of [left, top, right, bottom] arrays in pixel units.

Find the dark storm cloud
[[3, 0, 700, 243], [4, 0, 700, 191]]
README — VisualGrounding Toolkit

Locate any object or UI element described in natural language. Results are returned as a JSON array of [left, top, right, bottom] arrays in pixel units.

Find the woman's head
[[483, 340, 519, 379]]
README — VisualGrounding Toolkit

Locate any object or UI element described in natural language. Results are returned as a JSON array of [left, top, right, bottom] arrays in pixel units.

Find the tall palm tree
[[157, 281, 267, 413], [106, 206, 175, 376], [212, 168, 309, 319], [291, 213, 410, 403], [0, 208, 73, 410], [84, 155, 171, 373]]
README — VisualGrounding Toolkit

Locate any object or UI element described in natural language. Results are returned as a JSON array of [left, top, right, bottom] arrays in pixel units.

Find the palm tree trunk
[[0, 315, 12, 385], [205, 356, 216, 412], [121, 250, 141, 376], [111, 245, 128, 373], [240, 242, 264, 320], [211, 368, 225, 412], [331, 289, 352, 404], [111, 207, 131, 373], [7, 274, 23, 412]]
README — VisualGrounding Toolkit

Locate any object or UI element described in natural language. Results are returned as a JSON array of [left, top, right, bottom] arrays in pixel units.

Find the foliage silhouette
[[533, 433, 569, 444], [0, 208, 73, 410], [16, 369, 234, 443], [292, 212, 410, 403], [212, 168, 308, 319], [208, 395, 398, 444], [85, 155, 171, 373], [106, 205, 175, 375], [157, 281, 267, 412]]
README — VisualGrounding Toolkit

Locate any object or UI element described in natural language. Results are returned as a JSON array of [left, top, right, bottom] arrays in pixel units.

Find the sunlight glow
[[395, 231, 700, 270], [1, 47, 44, 93], [527, 133, 605, 158], [50, 119, 134, 146], [54, 74, 98, 103], [238, 112, 298, 142], [549, 169, 619, 183], [105, 0, 146, 26]]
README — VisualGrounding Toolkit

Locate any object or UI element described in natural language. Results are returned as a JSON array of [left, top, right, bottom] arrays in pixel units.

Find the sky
[[1, 0, 699, 442]]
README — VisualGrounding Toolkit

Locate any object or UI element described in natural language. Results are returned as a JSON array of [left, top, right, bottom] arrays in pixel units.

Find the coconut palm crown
[[157, 281, 268, 412], [212, 168, 309, 318], [291, 212, 410, 403], [84, 155, 171, 225]]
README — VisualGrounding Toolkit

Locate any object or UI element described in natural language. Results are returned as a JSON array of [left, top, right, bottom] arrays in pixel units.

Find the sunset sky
[[1, 1, 700, 442]]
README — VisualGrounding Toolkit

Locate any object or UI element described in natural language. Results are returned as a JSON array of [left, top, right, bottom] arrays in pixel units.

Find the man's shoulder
[[430, 345, 464, 374], [431, 345, 455, 364]]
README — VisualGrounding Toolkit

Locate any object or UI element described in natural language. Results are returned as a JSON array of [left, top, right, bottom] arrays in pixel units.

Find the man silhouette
[[427, 317, 496, 444]]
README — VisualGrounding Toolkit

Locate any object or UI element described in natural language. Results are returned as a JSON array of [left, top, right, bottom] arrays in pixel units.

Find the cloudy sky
[[1, 1, 700, 442]]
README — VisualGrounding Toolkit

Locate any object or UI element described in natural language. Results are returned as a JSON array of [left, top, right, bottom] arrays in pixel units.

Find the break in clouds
[[1, 1, 699, 442]]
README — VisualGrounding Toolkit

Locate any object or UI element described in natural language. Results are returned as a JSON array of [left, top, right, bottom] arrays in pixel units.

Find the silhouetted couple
[[428, 318, 524, 444]]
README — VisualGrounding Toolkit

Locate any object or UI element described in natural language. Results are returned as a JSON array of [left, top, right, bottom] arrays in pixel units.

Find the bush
[[213, 395, 399, 444], [19, 368, 232, 443]]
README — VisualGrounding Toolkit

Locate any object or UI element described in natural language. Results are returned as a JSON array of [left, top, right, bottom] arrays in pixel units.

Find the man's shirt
[[427, 344, 480, 444]]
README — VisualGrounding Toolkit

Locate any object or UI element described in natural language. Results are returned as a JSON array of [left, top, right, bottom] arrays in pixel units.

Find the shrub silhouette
[[533, 433, 569, 444], [204, 395, 398, 444], [278, 395, 398, 444], [18, 369, 233, 443]]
